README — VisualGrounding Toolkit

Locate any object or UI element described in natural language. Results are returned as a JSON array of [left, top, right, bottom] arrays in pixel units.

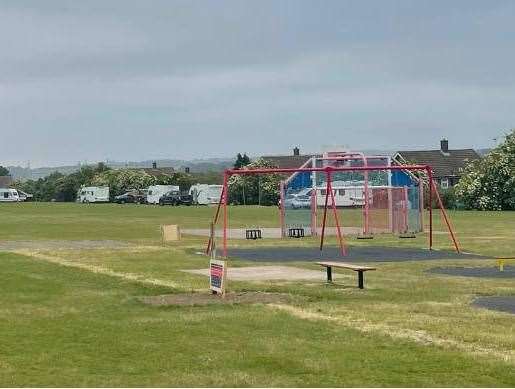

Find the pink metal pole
[[419, 180, 424, 232], [311, 188, 317, 236], [328, 176, 347, 256], [403, 186, 409, 233], [387, 187, 393, 233], [431, 179, 461, 253], [225, 164, 430, 176], [222, 172, 228, 258], [319, 172, 331, 251], [427, 168, 433, 250], [363, 158, 370, 236], [279, 180, 285, 238]]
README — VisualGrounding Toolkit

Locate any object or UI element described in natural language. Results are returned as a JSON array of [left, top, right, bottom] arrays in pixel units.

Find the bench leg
[[326, 266, 332, 283], [358, 271, 364, 289]]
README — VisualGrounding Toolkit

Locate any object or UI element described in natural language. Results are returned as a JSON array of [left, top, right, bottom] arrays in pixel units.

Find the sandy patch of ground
[[12, 250, 180, 289], [140, 291, 291, 306], [0, 240, 133, 251], [183, 265, 324, 281]]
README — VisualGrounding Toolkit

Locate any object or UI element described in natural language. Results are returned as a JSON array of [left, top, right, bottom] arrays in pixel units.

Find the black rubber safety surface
[[228, 246, 486, 262], [473, 296, 515, 314], [429, 266, 515, 278]]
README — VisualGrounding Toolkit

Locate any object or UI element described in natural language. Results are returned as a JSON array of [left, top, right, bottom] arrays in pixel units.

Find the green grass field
[[0, 203, 514, 386]]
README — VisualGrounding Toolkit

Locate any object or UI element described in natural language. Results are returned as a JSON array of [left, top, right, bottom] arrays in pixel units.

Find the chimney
[[185, 167, 190, 173], [152, 161, 157, 169], [440, 139, 449, 153], [293, 147, 300, 156]]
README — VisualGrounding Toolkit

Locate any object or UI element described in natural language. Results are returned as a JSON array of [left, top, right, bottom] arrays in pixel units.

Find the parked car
[[17, 190, 33, 202], [159, 191, 193, 206], [290, 194, 312, 209], [114, 190, 146, 204], [147, 185, 179, 204]]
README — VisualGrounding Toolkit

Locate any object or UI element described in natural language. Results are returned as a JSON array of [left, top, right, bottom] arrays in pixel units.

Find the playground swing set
[[205, 152, 461, 295]]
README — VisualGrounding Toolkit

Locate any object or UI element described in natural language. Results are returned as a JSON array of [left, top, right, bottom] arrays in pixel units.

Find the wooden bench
[[245, 229, 262, 240], [316, 261, 376, 289]]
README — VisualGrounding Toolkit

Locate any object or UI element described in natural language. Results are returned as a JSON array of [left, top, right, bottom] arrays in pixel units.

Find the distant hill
[[8, 158, 233, 180], [7, 148, 489, 181]]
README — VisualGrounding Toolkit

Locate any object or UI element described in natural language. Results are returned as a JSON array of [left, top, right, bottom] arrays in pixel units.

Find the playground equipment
[[496, 257, 515, 271], [280, 152, 424, 239], [206, 152, 460, 258]]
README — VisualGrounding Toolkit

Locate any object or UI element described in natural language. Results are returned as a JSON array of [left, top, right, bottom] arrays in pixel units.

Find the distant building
[[262, 147, 319, 169], [119, 161, 176, 179], [393, 139, 481, 188], [0, 176, 13, 187]]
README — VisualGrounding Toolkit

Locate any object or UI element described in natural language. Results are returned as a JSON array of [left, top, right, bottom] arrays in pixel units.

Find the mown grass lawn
[[0, 203, 514, 386]]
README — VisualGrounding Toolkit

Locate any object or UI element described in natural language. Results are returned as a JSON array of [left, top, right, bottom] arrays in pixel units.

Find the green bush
[[455, 130, 515, 210]]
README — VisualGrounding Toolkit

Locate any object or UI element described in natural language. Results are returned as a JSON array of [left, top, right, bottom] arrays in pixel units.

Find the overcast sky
[[1, 0, 514, 167]]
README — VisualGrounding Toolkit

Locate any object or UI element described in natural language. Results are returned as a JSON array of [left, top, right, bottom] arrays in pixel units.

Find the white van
[[189, 184, 223, 205], [0, 188, 20, 202], [146, 185, 179, 204], [315, 185, 376, 207], [77, 187, 110, 203]]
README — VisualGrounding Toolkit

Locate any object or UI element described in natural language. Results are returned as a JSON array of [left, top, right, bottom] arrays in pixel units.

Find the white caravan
[[146, 185, 179, 204], [285, 185, 369, 208], [0, 188, 20, 202], [189, 184, 223, 205], [77, 187, 110, 203], [315, 184, 377, 207]]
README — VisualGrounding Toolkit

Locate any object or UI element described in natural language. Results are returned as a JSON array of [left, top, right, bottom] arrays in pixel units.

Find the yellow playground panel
[[495, 257, 515, 271]]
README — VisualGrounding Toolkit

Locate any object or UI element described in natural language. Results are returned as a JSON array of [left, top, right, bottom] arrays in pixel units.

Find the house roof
[[261, 155, 319, 169], [139, 167, 176, 178], [119, 167, 176, 178], [394, 149, 481, 177], [0, 176, 12, 187]]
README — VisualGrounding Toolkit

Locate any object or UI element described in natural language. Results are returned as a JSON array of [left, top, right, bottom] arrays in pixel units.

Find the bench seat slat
[[316, 261, 376, 271]]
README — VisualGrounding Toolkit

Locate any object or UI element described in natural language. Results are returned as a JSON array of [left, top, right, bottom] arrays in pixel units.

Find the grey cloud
[[0, 0, 513, 166]]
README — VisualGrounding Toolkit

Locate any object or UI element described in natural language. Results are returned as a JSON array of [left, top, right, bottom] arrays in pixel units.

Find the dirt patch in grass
[[183, 265, 323, 281], [140, 292, 291, 306], [0, 240, 133, 251]]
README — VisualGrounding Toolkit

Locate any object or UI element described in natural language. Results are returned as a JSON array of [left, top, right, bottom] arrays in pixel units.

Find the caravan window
[[320, 189, 326, 196], [3, 192, 8, 199], [338, 189, 345, 196], [148, 190, 153, 195]]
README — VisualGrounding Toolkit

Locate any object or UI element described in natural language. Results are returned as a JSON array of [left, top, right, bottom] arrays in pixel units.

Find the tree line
[[13, 164, 223, 202], [3, 134, 514, 210]]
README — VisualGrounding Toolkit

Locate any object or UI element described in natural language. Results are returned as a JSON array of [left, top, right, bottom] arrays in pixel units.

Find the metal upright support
[[326, 266, 332, 282], [319, 171, 331, 252], [358, 271, 364, 289], [222, 172, 228, 258], [427, 167, 433, 250]]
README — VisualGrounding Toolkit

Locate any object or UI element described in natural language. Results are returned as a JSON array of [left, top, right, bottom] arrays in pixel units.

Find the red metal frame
[[208, 164, 460, 257], [279, 180, 286, 238]]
